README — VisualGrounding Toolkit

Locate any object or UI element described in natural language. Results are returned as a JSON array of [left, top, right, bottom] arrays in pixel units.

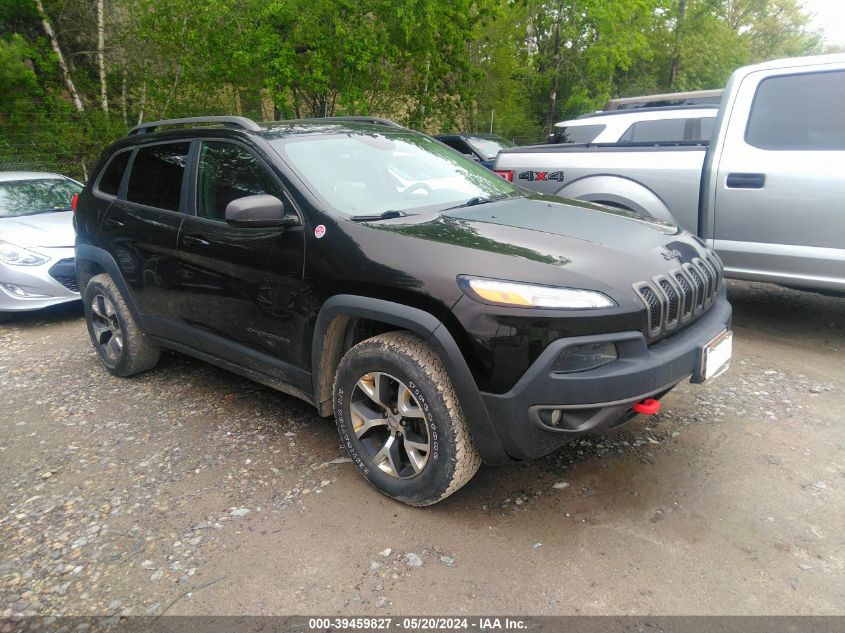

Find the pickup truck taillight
[[492, 169, 513, 182], [71, 193, 79, 214]]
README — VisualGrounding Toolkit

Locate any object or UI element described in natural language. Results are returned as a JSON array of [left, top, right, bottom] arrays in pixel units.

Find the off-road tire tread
[[334, 330, 481, 506], [87, 274, 160, 376]]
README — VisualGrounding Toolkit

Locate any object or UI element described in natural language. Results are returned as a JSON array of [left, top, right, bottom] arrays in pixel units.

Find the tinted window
[[97, 151, 131, 196], [0, 178, 81, 218], [441, 139, 474, 155], [551, 125, 605, 144], [746, 70, 845, 150], [126, 143, 190, 211], [196, 142, 285, 221], [619, 118, 687, 143]]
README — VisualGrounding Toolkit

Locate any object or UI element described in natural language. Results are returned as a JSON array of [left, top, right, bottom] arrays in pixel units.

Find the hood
[[0, 211, 75, 248], [361, 195, 708, 298]]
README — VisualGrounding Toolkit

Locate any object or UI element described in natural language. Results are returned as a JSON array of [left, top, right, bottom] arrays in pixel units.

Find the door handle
[[182, 235, 211, 247], [726, 173, 765, 189], [103, 217, 124, 228]]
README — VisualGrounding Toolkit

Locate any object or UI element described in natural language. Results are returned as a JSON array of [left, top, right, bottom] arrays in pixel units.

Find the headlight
[[461, 277, 615, 309], [0, 240, 50, 266]]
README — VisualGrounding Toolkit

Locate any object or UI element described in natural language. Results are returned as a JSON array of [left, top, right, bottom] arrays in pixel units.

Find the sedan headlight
[[460, 277, 615, 309], [0, 240, 50, 266]]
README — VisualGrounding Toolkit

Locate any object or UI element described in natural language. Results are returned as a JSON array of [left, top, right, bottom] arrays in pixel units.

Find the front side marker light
[[462, 277, 615, 309]]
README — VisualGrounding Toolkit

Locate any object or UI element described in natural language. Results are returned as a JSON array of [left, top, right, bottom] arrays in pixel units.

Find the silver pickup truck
[[493, 53, 845, 294]]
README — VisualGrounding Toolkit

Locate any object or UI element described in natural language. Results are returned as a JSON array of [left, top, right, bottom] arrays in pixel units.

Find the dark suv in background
[[74, 115, 732, 506]]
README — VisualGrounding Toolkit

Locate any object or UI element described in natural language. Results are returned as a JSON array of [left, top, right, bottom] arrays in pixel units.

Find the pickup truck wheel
[[333, 331, 481, 506], [83, 274, 160, 377]]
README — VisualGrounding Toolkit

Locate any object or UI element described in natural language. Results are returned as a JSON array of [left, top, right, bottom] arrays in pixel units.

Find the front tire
[[83, 274, 160, 377], [333, 331, 481, 506]]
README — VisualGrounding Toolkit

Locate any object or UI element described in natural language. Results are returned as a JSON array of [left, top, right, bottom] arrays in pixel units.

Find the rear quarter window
[[125, 142, 190, 211], [745, 70, 845, 151], [96, 150, 131, 196]]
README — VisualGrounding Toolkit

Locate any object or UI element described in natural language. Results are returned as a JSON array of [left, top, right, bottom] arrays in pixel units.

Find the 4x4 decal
[[518, 170, 564, 182]]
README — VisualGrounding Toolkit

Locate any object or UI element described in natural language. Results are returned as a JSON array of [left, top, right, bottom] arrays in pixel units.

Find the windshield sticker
[[314, 224, 327, 239]]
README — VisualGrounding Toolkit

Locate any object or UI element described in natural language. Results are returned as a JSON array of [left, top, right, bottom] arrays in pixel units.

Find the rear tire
[[83, 274, 160, 377], [333, 331, 481, 506]]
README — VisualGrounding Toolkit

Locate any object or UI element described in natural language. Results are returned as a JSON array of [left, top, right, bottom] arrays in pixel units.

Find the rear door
[[100, 141, 195, 337], [178, 139, 309, 390], [712, 65, 845, 290]]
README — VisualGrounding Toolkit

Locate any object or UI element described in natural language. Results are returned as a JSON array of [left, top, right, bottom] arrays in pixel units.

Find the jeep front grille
[[635, 255, 723, 340]]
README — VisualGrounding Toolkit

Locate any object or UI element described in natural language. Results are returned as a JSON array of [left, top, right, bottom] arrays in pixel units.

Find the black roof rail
[[306, 116, 405, 129], [128, 116, 261, 136]]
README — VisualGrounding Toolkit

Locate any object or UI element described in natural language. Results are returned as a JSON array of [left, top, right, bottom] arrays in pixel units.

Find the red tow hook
[[632, 398, 661, 415]]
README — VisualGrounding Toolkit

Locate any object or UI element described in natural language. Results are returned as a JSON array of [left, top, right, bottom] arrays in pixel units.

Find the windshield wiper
[[349, 210, 412, 222], [443, 193, 513, 211]]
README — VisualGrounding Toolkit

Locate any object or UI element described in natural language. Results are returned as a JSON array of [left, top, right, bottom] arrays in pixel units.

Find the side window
[[126, 143, 190, 211], [97, 151, 131, 196], [442, 139, 473, 156], [196, 142, 285, 221], [619, 118, 687, 143], [746, 70, 845, 151]]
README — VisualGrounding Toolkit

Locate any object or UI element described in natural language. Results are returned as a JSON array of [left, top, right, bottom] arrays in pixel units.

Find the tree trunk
[[667, 0, 687, 89], [546, 2, 564, 133], [137, 81, 146, 125], [121, 66, 127, 126], [35, 0, 84, 112], [96, 0, 108, 113]]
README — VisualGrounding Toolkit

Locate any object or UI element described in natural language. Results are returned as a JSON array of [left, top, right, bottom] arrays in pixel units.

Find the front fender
[[311, 294, 511, 464]]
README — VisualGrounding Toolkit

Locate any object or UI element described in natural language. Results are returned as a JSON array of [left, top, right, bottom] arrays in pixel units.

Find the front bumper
[[0, 247, 80, 312], [480, 287, 732, 461]]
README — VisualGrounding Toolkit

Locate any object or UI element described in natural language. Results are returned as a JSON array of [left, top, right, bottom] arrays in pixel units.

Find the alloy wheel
[[90, 294, 123, 361], [350, 372, 431, 478]]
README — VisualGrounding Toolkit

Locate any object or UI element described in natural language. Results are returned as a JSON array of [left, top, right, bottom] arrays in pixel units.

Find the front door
[[178, 139, 309, 391], [712, 65, 845, 290]]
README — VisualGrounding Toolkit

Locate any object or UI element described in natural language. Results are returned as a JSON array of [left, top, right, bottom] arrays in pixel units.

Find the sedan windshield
[[0, 178, 82, 218], [273, 132, 517, 218]]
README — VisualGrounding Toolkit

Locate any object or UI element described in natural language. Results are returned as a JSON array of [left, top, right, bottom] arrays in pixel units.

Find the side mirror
[[224, 194, 298, 228]]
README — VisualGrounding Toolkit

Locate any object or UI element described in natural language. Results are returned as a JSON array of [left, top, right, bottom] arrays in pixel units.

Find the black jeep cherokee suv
[[74, 115, 732, 506]]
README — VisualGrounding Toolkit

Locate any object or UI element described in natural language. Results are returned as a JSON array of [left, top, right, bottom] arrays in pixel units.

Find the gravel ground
[[0, 281, 843, 618]]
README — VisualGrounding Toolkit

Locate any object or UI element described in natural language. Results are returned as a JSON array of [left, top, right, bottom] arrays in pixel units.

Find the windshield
[[464, 136, 514, 161], [272, 132, 518, 217], [0, 178, 81, 218]]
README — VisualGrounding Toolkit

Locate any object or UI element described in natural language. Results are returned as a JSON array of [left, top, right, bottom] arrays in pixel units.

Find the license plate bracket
[[701, 329, 733, 382]]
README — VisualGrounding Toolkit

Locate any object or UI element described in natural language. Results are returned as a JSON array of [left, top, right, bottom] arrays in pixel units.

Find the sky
[[801, 0, 845, 47]]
